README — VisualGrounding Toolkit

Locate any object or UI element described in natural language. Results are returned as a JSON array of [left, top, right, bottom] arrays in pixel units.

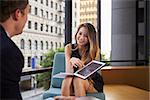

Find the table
[[21, 67, 52, 76]]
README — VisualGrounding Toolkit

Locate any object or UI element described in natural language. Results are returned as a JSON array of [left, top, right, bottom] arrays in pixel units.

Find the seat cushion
[[87, 92, 105, 100], [43, 87, 61, 99]]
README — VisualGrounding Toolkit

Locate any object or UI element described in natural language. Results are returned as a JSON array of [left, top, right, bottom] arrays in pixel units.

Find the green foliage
[[37, 48, 64, 90], [101, 53, 110, 65], [40, 49, 55, 68]]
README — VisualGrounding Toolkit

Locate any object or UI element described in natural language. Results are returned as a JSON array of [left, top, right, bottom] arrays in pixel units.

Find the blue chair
[[43, 52, 105, 100]]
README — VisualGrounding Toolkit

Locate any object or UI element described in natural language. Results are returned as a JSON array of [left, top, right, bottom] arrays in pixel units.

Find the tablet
[[74, 60, 105, 79]]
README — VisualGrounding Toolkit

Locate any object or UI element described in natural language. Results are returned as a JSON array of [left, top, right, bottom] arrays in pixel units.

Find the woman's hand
[[70, 57, 84, 68]]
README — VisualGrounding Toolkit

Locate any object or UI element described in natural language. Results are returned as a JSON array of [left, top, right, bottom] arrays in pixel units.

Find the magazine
[[53, 60, 105, 79]]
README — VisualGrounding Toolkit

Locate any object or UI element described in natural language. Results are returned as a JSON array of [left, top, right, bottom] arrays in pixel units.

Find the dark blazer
[[0, 25, 24, 100]]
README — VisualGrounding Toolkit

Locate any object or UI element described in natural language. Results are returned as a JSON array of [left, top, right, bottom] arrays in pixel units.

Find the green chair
[[43, 52, 105, 100]]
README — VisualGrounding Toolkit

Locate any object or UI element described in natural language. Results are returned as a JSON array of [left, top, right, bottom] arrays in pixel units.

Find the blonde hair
[[74, 23, 100, 64]]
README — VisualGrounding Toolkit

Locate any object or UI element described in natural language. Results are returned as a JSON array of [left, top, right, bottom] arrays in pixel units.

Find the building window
[[41, 41, 43, 50], [51, 26, 53, 33], [28, 39, 32, 50], [35, 7, 38, 15], [55, 3, 57, 10], [51, 1, 53, 8], [55, 14, 57, 21], [75, 2, 77, 8], [35, 22, 38, 30], [41, 0, 43, 4], [74, 21, 77, 27], [55, 27, 57, 34], [41, 9, 43, 17], [35, 40, 38, 50], [46, 41, 48, 49], [28, 56, 31, 67], [59, 16, 61, 22], [59, 5, 61, 11], [50, 13, 53, 20], [28, 21, 31, 29], [40, 24, 43, 31], [46, 24, 49, 32], [29, 5, 31, 13], [20, 39, 25, 49], [46, 0, 48, 6], [46, 11, 48, 19], [51, 41, 53, 49]]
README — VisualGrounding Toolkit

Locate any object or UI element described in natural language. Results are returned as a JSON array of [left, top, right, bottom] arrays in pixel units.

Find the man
[[0, 0, 29, 99]]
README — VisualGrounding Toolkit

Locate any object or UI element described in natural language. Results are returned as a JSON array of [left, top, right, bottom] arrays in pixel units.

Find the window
[[51, 41, 53, 49], [41, 41, 43, 50], [59, 5, 61, 11], [50, 13, 53, 20], [40, 24, 43, 31], [55, 27, 57, 34], [35, 7, 38, 15], [29, 5, 31, 13], [28, 39, 32, 50], [35, 40, 38, 50], [34, 22, 38, 30], [28, 56, 31, 67], [55, 14, 57, 21], [20, 39, 25, 49], [51, 1, 53, 8], [75, 12, 77, 18], [46, 41, 48, 49], [41, 9, 43, 17], [74, 21, 77, 27], [46, 11, 48, 19], [46, 0, 48, 6], [55, 3, 57, 10], [41, 0, 43, 4], [28, 21, 31, 29], [59, 16, 61, 22], [51, 26, 53, 33], [75, 2, 77, 8], [46, 24, 49, 32]]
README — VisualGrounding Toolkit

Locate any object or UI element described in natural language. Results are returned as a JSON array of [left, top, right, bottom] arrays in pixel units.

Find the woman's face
[[76, 27, 89, 48]]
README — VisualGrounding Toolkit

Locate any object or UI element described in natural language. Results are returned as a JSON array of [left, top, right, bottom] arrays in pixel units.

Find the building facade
[[72, 0, 80, 43], [12, 0, 65, 69], [80, 0, 97, 28]]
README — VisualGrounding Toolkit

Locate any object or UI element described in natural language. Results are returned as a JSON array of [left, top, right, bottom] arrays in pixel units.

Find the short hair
[[0, 0, 29, 22]]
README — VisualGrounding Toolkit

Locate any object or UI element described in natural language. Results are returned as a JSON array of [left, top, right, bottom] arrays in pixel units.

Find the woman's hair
[[0, 0, 29, 22], [74, 23, 100, 64]]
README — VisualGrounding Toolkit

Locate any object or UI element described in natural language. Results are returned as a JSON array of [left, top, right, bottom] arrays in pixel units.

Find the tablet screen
[[76, 62, 103, 77]]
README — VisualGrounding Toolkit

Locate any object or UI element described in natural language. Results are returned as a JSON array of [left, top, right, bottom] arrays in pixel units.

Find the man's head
[[0, 0, 29, 37]]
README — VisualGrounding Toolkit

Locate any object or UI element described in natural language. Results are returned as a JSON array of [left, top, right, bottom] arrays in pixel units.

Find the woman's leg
[[61, 77, 73, 96], [73, 77, 97, 96]]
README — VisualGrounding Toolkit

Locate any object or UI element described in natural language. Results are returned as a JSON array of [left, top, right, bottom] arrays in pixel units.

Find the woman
[[61, 23, 104, 96]]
